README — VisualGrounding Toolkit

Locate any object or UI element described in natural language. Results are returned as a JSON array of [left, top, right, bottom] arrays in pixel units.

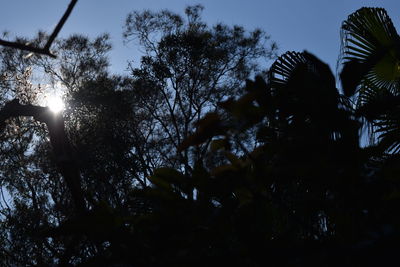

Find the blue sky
[[1, 0, 400, 75]]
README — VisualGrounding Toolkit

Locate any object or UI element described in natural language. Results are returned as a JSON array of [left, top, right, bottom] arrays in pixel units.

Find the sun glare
[[47, 95, 65, 113], [40, 81, 67, 114]]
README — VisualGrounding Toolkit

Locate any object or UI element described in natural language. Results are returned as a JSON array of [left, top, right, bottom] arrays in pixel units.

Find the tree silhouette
[[0, 5, 277, 265], [0, 4, 399, 266], [124, 5, 278, 178]]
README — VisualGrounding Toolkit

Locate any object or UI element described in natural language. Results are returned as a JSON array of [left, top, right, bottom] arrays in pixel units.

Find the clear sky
[[1, 0, 399, 75]]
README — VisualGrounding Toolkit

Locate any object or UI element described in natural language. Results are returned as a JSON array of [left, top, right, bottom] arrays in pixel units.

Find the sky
[[1, 0, 400, 76]]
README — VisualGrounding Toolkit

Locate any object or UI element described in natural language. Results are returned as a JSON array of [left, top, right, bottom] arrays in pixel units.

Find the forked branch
[[0, 0, 78, 58]]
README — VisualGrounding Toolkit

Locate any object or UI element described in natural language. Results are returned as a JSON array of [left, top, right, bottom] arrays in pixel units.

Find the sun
[[40, 81, 67, 114], [47, 95, 65, 113]]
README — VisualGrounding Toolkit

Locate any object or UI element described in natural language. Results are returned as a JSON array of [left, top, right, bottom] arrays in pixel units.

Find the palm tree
[[340, 7, 400, 152]]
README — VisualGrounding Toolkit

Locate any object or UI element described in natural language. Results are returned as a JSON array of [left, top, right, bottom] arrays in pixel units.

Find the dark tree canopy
[[0, 4, 399, 267], [123, 5, 277, 177]]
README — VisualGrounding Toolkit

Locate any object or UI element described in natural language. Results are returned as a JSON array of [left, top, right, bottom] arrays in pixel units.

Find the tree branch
[[44, 0, 78, 51], [0, 99, 86, 214], [0, 0, 79, 58], [0, 39, 57, 58]]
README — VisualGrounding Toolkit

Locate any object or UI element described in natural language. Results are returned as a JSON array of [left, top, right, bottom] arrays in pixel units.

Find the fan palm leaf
[[340, 7, 400, 97], [340, 7, 400, 152], [268, 51, 348, 142], [269, 51, 338, 118]]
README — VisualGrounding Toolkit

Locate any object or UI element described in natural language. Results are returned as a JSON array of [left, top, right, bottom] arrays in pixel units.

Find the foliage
[[0, 5, 400, 267], [340, 7, 400, 152], [123, 5, 277, 175]]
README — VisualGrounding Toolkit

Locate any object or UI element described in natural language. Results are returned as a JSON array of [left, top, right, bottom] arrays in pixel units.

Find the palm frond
[[268, 51, 343, 142], [341, 8, 398, 59], [269, 51, 336, 94], [269, 51, 307, 87], [339, 8, 400, 153], [375, 113, 400, 153], [340, 7, 400, 96], [269, 51, 338, 106]]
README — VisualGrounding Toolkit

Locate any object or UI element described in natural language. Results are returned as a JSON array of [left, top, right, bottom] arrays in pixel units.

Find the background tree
[[123, 5, 277, 177], [0, 33, 128, 264]]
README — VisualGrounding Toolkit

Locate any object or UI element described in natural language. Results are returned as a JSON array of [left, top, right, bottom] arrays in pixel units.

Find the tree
[[0, 32, 127, 264], [2, 3, 399, 266], [123, 5, 278, 177], [128, 8, 400, 265], [0, 5, 278, 265]]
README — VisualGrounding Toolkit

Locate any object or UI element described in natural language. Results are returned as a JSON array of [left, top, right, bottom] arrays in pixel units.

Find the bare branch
[[44, 0, 78, 51], [0, 39, 57, 58], [0, 0, 79, 58]]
